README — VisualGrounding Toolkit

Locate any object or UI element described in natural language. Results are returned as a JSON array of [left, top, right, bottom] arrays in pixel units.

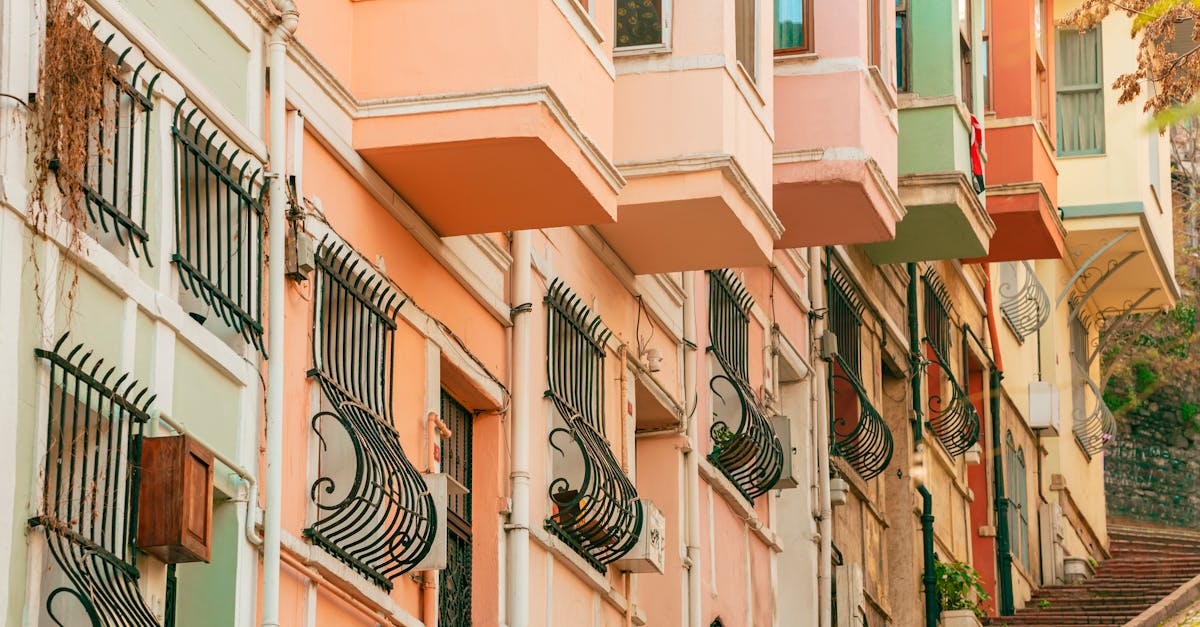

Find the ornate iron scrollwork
[[998, 261, 1050, 342], [922, 270, 981, 457], [705, 270, 784, 500], [171, 98, 266, 354], [826, 261, 894, 480], [544, 279, 642, 571], [33, 335, 160, 627], [1071, 358, 1117, 455], [307, 240, 436, 589], [708, 374, 784, 500]]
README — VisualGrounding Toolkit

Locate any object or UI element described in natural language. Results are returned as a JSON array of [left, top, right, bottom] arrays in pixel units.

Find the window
[[33, 336, 160, 626], [1035, 0, 1051, 130], [172, 100, 266, 354], [869, 0, 883, 68], [307, 241, 436, 589], [544, 279, 642, 570], [922, 269, 981, 457], [707, 269, 784, 500], [615, 0, 664, 48], [896, 0, 910, 90], [775, 0, 812, 53], [1056, 26, 1105, 155], [439, 391, 473, 627], [1005, 432, 1030, 571], [736, 0, 757, 80], [960, 0, 975, 112], [982, 0, 991, 109]]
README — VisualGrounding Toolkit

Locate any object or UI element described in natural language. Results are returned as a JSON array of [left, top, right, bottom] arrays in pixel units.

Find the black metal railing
[[544, 280, 642, 571], [32, 335, 160, 626], [171, 99, 265, 354], [708, 374, 784, 500], [75, 36, 160, 263], [998, 261, 1050, 342], [307, 239, 436, 589], [708, 269, 753, 384], [922, 270, 981, 457], [706, 269, 784, 500], [826, 260, 893, 480]]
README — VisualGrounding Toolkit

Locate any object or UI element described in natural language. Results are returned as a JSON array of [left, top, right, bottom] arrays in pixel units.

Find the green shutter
[[1056, 27, 1105, 155]]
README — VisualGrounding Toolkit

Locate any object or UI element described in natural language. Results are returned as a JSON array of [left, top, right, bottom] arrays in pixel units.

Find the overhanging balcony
[[863, 171, 996, 264], [348, 0, 623, 236]]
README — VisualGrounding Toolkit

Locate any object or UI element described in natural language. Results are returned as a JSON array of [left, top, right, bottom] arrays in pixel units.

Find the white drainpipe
[[811, 247, 832, 627], [507, 231, 533, 627], [262, 3, 298, 627], [682, 271, 701, 627]]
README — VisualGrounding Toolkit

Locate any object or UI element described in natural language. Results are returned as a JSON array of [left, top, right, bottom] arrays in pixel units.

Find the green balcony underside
[[864, 171, 995, 264]]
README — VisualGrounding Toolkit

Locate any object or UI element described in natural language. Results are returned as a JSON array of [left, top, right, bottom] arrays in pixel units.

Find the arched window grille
[[544, 279, 642, 570], [921, 269, 981, 457], [825, 260, 893, 480], [306, 239, 436, 589], [1069, 313, 1115, 455], [706, 270, 784, 501], [171, 99, 265, 354], [33, 335, 160, 626], [997, 261, 1050, 342]]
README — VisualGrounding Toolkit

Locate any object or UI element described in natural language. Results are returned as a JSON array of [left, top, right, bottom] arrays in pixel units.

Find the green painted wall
[[175, 502, 241, 627], [909, 0, 958, 98], [899, 106, 971, 175], [173, 342, 242, 455], [119, 0, 250, 122]]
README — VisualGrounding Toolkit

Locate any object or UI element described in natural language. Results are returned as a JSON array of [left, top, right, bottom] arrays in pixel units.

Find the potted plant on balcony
[[935, 560, 989, 627]]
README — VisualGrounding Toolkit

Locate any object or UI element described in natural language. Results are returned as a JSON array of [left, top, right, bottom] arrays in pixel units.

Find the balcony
[[863, 169, 996, 264], [347, 0, 623, 236], [771, 7, 905, 248], [973, 124, 1066, 262], [596, 0, 780, 273], [1059, 204, 1177, 316]]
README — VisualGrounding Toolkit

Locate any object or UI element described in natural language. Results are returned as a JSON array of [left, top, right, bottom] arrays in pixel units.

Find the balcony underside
[[863, 172, 996, 264], [597, 162, 782, 274], [968, 183, 1066, 263], [355, 100, 621, 236], [772, 156, 905, 248], [1061, 206, 1179, 316]]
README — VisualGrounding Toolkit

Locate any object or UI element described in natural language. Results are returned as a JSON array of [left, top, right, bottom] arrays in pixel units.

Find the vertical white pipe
[[810, 248, 832, 627], [262, 4, 297, 627], [683, 271, 701, 627], [507, 231, 533, 627]]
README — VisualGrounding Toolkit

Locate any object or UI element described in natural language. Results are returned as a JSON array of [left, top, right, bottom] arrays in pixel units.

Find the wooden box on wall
[[137, 434, 214, 563]]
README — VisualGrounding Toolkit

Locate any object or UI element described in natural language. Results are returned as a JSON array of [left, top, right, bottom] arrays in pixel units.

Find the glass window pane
[[775, 0, 806, 50], [615, 0, 663, 48]]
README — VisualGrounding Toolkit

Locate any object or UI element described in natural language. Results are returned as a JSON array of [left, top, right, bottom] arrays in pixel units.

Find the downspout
[[984, 263, 1015, 615], [262, 3, 298, 627], [683, 271, 701, 627], [507, 231, 533, 627], [812, 248, 832, 627], [919, 486, 938, 627]]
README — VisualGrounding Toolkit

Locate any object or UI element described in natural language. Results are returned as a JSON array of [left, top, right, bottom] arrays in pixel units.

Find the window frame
[[736, 0, 758, 81], [774, 0, 814, 55], [614, 0, 672, 53], [896, 0, 911, 91], [869, 0, 883, 68], [982, 0, 992, 111], [1056, 25, 1106, 157]]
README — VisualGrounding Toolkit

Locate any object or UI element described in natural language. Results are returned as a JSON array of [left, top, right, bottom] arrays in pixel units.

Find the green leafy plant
[[934, 561, 990, 619], [1037, 599, 1052, 610]]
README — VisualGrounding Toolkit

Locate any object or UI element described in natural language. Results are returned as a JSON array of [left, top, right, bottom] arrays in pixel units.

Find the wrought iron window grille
[[32, 335, 161, 626], [307, 239, 436, 589], [705, 270, 784, 501], [544, 279, 642, 571], [439, 391, 472, 627], [171, 99, 266, 355], [1070, 358, 1116, 455], [998, 261, 1050, 343], [921, 270, 981, 457], [825, 262, 894, 481], [66, 32, 160, 263]]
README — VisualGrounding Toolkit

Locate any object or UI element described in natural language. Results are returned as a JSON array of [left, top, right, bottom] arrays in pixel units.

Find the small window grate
[[707, 269, 754, 384], [306, 239, 436, 589], [33, 335, 159, 626], [171, 99, 265, 354], [998, 261, 1050, 343], [826, 264, 866, 380], [545, 278, 611, 434], [922, 269, 980, 457]]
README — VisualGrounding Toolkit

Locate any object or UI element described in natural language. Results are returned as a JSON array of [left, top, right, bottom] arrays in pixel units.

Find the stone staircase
[[986, 522, 1200, 626]]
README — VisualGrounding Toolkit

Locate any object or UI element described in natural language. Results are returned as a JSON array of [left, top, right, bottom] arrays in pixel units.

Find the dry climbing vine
[[28, 0, 109, 317]]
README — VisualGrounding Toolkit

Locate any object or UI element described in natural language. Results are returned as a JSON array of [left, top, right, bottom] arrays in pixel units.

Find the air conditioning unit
[[413, 473, 460, 571], [771, 414, 799, 490], [614, 499, 666, 574], [1029, 382, 1061, 435]]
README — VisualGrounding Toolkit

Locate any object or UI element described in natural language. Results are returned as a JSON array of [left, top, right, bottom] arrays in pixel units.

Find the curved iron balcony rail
[[544, 279, 641, 570], [307, 240, 436, 589], [708, 374, 784, 501], [546, 406, 643, 571], [829, 358, 894, 481], [707, 269, 755, 382], [998, 261, 1051, 342], [171, 98, 266, 355], [33, 335, 160, 626], [1072, 359, 1117, 455], [924, 340, 982, 457]]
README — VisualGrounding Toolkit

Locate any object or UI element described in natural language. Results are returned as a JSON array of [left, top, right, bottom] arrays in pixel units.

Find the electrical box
[[819, 331, 838, 360], [770, 414, 799, 490], [614, 499, 666, 574], [286, 229, 316, 281], [137, 434, 214, 564], [413, 473, 456, 571], [1029, 382, 1061, 435]]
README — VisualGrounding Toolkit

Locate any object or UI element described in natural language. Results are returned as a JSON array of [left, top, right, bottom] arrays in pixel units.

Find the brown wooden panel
[[137, 434, 214, 563]]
